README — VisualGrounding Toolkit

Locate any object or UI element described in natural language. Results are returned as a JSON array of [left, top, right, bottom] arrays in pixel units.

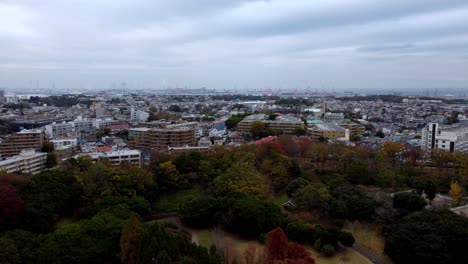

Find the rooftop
[[313, 123, 346, 132]]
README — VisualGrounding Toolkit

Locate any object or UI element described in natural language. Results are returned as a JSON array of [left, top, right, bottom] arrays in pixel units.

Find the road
[[352, 244, 387, 264]]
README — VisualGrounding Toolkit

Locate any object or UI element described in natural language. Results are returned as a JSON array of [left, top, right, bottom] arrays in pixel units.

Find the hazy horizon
[[1, 0, 468, 91]]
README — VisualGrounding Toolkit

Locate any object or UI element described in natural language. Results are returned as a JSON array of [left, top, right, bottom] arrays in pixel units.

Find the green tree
[[293, 183, 331, 210], [322, 244, 335, 256], [169, 105, 182, 112], [156, 161, 186, 189], [338, 231, 355, 247], [225, 115, 245, 130], [393, 192, 427, 213], [286, 178, 310, 197], [293, 128, 307, 136], [45, 152, 58, 168], [19, 170, 83, 232], [385, 209, 468, 264], [0, 237, 21, 264], [157, 250, 172, 264], [329, 198, 348, 219], [375, 130, 385, 138], [285, 220, 313, 243], [41, 140, 55, 153]]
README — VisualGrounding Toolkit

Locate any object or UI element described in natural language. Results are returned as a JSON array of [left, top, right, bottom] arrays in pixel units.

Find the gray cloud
[[1, 0, 468, 91]]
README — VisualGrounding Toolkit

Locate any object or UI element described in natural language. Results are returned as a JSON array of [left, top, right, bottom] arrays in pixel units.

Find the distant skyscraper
[[0, 90, 4, 104]]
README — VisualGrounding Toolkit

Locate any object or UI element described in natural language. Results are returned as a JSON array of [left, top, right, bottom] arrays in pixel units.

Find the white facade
[[75, 149, 142, 167], [93, 119, 120, 130], [130, 107, 150, 122], [45, 122, 75, 139], [0, 149, 47, 174], [421, 121, 468, 154], [50, 138, 78, 149]]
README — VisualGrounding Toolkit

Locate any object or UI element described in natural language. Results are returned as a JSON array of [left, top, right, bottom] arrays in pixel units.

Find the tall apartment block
[[45, 122, 75, 139], [128, 127, 196, 152], [421, 121, 468, 154], [0, 129, 44, 159]]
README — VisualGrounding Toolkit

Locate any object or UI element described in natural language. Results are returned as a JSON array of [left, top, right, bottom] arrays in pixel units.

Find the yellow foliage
[[449, 180, 463, 207]]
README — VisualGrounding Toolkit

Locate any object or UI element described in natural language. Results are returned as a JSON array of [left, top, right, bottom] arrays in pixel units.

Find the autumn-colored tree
[[449, 180, 463, 206], [120, 213, 143, 264], [265, 228, 315, 264], [0, 183, 24, 227], [380, 141, 404, 167], [277, 135, 301, 157], [266, 228, 289, 261], [304, 143, 328, 166], [213, 161, 272, 199], [251, 121, 268, 138]]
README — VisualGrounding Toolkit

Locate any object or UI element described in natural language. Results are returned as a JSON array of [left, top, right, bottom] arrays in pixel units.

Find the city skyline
[[1, 0, 468, 91]]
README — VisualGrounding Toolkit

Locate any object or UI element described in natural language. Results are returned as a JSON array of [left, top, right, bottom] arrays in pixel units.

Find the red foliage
[[0, 182, 24, 225], [266, 227, 289, 261], [270, 142, 286, 155], [286, 242, 308, 259], [265, 228, 315, 264]]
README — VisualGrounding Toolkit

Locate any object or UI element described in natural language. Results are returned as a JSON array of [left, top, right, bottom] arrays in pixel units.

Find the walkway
[[352, 244, 387, 264]]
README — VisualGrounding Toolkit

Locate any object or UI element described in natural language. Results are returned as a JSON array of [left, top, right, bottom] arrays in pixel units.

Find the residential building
[[309, 123, 348, 141], [75, 150, 142, 167], [0, 129, 44, 159], [0, 149, 47, 174], [50, 138, 78, 149], [166, 122, 199, 130], [128, 127, 151, 140], [129, 127, 196, 151], [93, 119, 122, 130], [71, 119, 94, 139], [45, 122, 75, 139], [130, 107, 150, 122], [421, 121, 468, 154], [338, 120, 365, 136], [237, 114, 304, 134]]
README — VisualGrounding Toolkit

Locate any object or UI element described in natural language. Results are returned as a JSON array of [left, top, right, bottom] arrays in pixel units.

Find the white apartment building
[[93, 119, 121, 130], [50, 138, 78, 149], [0, 149, 47, 174], [421, 121, 468, 154], [130, 107, 150, 122], [45, 122, 75, 139], [71, 119, 94, 133], [75, 149, 142, 167]]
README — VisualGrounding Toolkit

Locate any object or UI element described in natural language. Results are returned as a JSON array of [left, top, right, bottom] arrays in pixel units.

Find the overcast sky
[[1, 0, 468, 91]]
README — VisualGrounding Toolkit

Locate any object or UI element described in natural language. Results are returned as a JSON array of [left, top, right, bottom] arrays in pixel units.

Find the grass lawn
[[156, 217, 372, 264], [155, 187, 203, 212], [343, 221, 393, 264]]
